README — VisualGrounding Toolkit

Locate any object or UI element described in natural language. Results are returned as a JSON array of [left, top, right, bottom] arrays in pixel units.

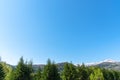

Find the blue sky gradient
[[0, 0, 120, 65]]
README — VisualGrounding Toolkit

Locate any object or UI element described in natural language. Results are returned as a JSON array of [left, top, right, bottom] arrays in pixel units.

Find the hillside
[[96, 62, 120, 70], [32, 59, 120, 71], [2, 59, 120, 72]]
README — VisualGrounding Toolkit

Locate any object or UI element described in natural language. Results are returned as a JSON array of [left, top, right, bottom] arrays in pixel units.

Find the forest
[[0, 57, 120, 80]]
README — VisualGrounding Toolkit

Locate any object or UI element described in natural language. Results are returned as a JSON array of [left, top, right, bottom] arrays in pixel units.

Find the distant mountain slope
[[95, 62, 120, 70], [2, 59, 120, 71], [32, 60, 120, 71]]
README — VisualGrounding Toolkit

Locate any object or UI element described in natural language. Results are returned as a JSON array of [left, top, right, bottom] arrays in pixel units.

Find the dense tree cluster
[[1, 57, 120, 80], [0, 63, 5, 80]]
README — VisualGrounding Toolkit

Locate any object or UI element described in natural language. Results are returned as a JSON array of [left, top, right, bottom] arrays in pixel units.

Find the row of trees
[[0, 57, 120, 80]]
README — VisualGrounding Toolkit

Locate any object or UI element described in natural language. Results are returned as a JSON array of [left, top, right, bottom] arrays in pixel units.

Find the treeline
[[0, 57, 120, 80]]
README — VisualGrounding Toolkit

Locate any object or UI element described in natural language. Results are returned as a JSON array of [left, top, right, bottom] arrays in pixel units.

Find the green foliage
[[0, 62, 13, 80], [9, 69, 16, 80], [34, 67, 42, 80], [61, 63, 77, 80], [101, 68, 109, 80], [77, 64, 89, 80], [90, 68, 104, 80], [107, 70, 115, 80], [0, 63, 5, 80], [42, 59, 60, 80], [113, 70, 120, 80], [12, 57, 33, 80], [1, 57, 120, 80]]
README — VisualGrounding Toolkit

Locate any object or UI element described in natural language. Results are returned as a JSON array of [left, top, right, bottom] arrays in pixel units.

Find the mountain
[[95, 61, 120, 71], [1, 59, 120, 72], [32, 59, 120, 71], [85, 59, 120, 71], [86, 59, 117, 65]]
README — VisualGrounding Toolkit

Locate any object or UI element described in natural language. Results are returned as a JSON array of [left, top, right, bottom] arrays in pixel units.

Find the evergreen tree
[[0, 62, 13, 80], [0, 63, 5, 80], [101, 69, 109, 80], [42, 59, 60, 80], [9, 69, 16, 80], [113, 70, 120, 80], [90, 68, 104, 80], [77, 64, 89, 80], [12, 57, 33, 80], [61, 63, 77, 80], [35, 67, 42, 80], [107, 70, 115, 80]]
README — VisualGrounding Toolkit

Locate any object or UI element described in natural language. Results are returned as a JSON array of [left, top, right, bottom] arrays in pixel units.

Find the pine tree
[[35, 67, 42, 80], [9, 69, 16, 80], [107, 70, 115, 80], [90, 68, 104, 80], [112, 70, 120, 80], [61, 63, 77, 80], [77, 64, 89, 80], [42, 59, 60, 80], [12, 57, 33, 80], [102, 69, 110, 80], [0, 63, 5, 80]]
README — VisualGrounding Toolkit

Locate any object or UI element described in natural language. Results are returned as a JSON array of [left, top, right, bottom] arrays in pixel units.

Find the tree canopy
[[1, 57, 120, 80]]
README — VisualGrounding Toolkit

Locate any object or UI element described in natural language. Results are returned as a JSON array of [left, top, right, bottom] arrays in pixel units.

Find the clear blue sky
[[0, 0, 120, 65]]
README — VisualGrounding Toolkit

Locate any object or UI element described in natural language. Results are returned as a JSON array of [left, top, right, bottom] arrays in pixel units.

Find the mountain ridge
[[32, 59, 120, 71], [1, 59, 120, 71]]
